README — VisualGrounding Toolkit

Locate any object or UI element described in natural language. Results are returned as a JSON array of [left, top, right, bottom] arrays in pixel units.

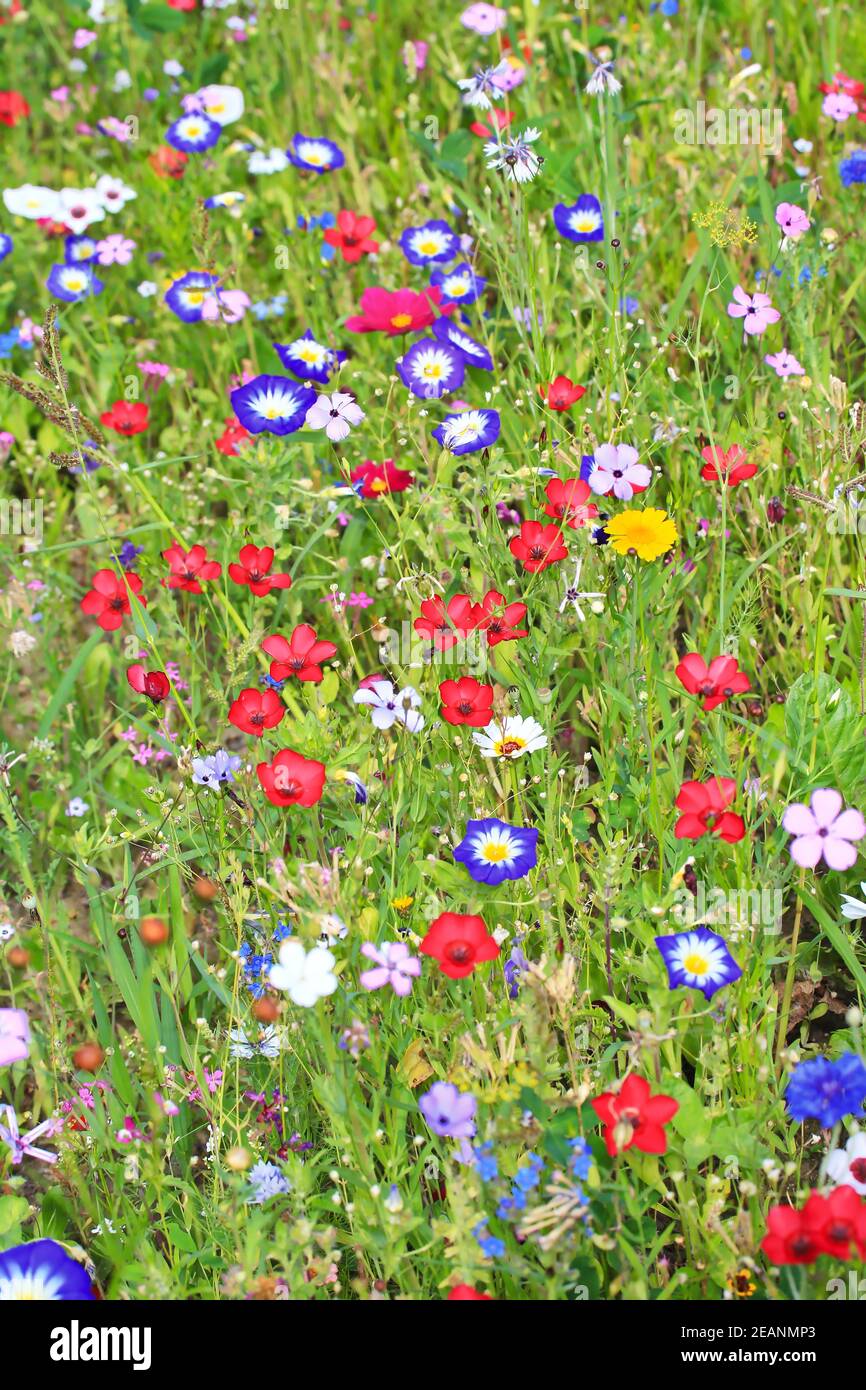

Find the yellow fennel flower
[[606, 508, 678, 561]]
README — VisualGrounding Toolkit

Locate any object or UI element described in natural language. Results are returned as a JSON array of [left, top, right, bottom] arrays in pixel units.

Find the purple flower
[[359, 940, 421, 996], [419, 1081, 477, 1138], [0, 1104, 61, 1165], [0, 1008, 30, 1066], [782, 788, 866, 870], [727, 285, 781, 337]]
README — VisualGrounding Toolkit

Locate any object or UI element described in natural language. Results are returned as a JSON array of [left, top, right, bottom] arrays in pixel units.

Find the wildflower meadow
[[3, 0, 866, 1328]]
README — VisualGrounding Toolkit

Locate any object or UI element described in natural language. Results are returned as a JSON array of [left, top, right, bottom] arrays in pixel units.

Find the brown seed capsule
[[7, 945, 29, 968], [192, 876, 218, 901], [73, 1042, 104, 1072], [139, 916, 170, 946], [252, 997, 279, 1024]]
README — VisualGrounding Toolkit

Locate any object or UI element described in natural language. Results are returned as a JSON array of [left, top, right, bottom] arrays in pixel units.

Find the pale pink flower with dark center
[[775, 202, 810, 239], [359, 941, 422, 996], [727, 285, 781, 337], [783, 788, 866, 870]]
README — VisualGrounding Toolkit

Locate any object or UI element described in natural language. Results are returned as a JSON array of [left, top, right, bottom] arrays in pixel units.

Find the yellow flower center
[[683, 952, 709, 976], [390, 313, 412, 328]]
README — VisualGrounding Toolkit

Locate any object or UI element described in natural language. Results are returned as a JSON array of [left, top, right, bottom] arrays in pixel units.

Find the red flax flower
[[675, 653, 751, 712], [762, 1188, 866, 1265], [350, 458, 414, 498], [538, 376, 586, 411], [0, 91, 30, 127], [591, 1074, 679, 1157], [162, 543, 222, 594], [699, 444, 757, 488], [127, 665, 170, 704], [323, 210, 379, 264], [475, 589, 528, 646], [100, 400, 149, 436], [215, 415, 251, 456], [419, 912, 500, 980], [439, 676, 494, 727], [674, 777, 745, 842], [469, 108, 513, 139], [257, 749, 326, 807], [543, 476, 598, 530], [229, 687, 286, 737], [346, 285, 454, 335], [80, 569, 147, 631], [149, 145, 188, 179], [229, 544, 292, 596], [509, 521, 568, 573], [262, 625, 338, 683], [414, 594, 482, 651], [447, 1284, 493, 1300]]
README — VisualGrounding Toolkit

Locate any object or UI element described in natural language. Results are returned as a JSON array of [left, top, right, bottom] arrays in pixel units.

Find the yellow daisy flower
[[606, 507, 678, 561]]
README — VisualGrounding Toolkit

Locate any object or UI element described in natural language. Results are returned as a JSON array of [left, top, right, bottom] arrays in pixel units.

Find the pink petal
[[789, 834, 824, 868], [782, 803, 817, 836], [823, 836, 859, 872], [810, 788, 843, 828]]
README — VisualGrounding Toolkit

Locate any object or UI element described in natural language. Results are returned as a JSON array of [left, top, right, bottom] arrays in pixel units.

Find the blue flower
[[230, 374, 317, 436], [552, 194, 604, 243], [165, 113, 221, 153], [45, 264, 103, 303], [840, 150, 866, 187], [247, 1160, 291, 1205], [654, 926, 742, 1001], [396, 338, 466, 399], [473, 1222, 506, 1259], [287, 133, 345, 173], [203, 190, 246, 210], [64, 234, 97, 264], [432, 316, 494, 370], [0, 329, 20, 359], [192, 748, 242, 790], [568, 1137, 592, 1180], [473, 1141, 499, 1182], [399, 219, 460, 266], [429, 262, 487, 305], [0, 1239, 94, 1300], [273, 328, 344, 384], [785, 1053, 866, 1128], [164, 271, 220, 323], [0, 233, 13, 263], [113, 541, 143, 569], [454, 817, 539, 885], [432, 408, 500, 455]]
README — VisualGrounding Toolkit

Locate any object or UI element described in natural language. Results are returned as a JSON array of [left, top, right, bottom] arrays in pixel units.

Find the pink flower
[[764, 349, 804, 378], [201, 288, 250, 324], [73, 28, 97, 49], [460, 3, 507, 35], [727, 285, 781, 337], [823, 92, 858, 121], [96, 234, 136, 265], [403, 40, 428, 71], [783, 789, 866, 870], [305, 391, 365, 442], [0, 1009, 30, 1066], [587, 442, 651, 501], [359, 941, 422, 996], [775, 202, 810, 239]]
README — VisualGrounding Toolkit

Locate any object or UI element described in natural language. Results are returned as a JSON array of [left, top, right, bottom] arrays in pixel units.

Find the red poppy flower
[[509, 521, 568, 573], [350, 458, 414, 498], [675, 653, 751, 712], [228, 545, 292, 597], [414, 593, 482, 651], [127, 665, 170, 704], [762, 1187, 866, 1265], [538, 376, 586, 411], [100, 400, 149, 436], [418, 912, 500, 980], [543, 476, 598, 530], [229, 687, 286, 737], [80, 569, 147, 631], [0, 91, 30, 127], [439, 676, 494, 727], [162, 543, 222, 594], [167, 0, 197, 9], [475, 589, 528, 646], [323, 209, 379, 264], [256, 748, 326, 807], [149, 145, 188, 179], [591, 1073, 679, 1157], [469, 108, 513, 138], [346, 285, 455, 335], [699, 445, 757, 488], [447, 1284, 493, 1300], [215, 415, 252, 456], [674, 777, 745, 842], [262, 625, 338, 683]]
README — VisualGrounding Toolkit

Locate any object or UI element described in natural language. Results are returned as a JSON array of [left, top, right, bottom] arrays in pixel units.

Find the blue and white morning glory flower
[[653, 926, 742, 1001], [64, 234, 98, 264], [399, 219, 460, 266], [552, 194, 605, 243], [273, 328, 344, 384], [432, 316, 494, 370], [165, 113, 222, 153], [396, 339, 466, 398], [432, 408, 500, 455], [0, 1239, 94, 1301], [429, 262, 487, 305], [164, 271, 221, 322], [287, 133, 345, 173], [453, 817, 539, 885], [0, 234, 12, 263], [45, 264, 103, 302], [231, 374, 318, 436]]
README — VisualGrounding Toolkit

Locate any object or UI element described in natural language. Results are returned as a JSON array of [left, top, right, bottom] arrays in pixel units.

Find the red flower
[[257, 748, 326, 807], [475, 589, 528, 646], [346, 285, 454, 335], [216, 415, 252, 456], [162, 543, 222, 594], [229, 687, 286, 737], [509, 520, 568, 573], [0, 3, 24, 27], [447, 1284, 493, 1300], [149, 145, 188, 179], [591, 1074, 679, 1157], [350, 458, 414, 498], [418, 912, 500, 980], [543, 476, 598, 530], [100, 401, 149, 436], [674, 777, 745, 843], [228, 545, 292, 596], [80, 569, 147, 631], [0, 91, 30, 127], [538, 376, 586, 411], [167, 0, 197, 9], [675, 653, 751, 712], [127, 665, 170, 704], [323, 209, 379, 264], [762, 1188, 866, 1265], [262, 625, 338, 683], [414, 594, 482, 651], [819, 73, 866, 121], [469, 108, 513, 139], [439, 676, 494, 727], [699, 445, 757, 488]]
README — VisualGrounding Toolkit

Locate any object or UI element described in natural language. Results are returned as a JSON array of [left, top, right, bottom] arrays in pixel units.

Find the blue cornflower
[[785, 1053, 866, 1128], [114, 540, 144, 569], [840, 150, 866, 187], [261, 672, 286, 692], [247, 1161, 291, 1205]]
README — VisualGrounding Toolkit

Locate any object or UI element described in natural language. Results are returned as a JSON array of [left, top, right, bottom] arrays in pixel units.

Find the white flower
[[826, 1132, 866, 1194], [163, 60, 184, 77], [472, 715, 547, 759], [112, 69, 132, 92], [484, 127, 542, 184], [305, 391, 365, 442], [198, 83, 244, 126], [65, 798, 89, 817], [3, 184, 62, 221], [247, 147, 290, 175], [559, 558, 605, 620], [228, 1025, 283, 1059], [57, 187, 105, 235], [137, 281, 158, 298], [353, 679, 425, 732], [268, 940, 338, 1007], [9, 630, 37, 658], [94, 174, 136, 211], [458, 62, 512, 110], [841, 882, 866, 920], [585, 57, 622, 96]]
